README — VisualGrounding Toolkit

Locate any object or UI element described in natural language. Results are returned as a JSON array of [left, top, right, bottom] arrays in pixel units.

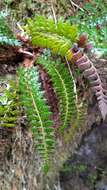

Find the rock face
[[60, 123, 107, 190]]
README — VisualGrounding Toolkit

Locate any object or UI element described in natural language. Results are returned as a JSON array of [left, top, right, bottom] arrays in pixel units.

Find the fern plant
[[25, 15, 107, 120], [37, 56, 77, 132], [18, 66, 55, 168], [0, 81, 19, 127], [0, 15, 86, 172], [25, 16, 78, 60]]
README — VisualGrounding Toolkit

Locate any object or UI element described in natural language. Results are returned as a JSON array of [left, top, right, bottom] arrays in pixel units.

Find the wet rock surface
[[60, 123, 107, 190]]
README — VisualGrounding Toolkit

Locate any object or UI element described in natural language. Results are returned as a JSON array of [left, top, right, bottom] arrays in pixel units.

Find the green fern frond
[[25, 16, 78, 60], [0, 14, 20, 46], [37, 56, 78, 132], [18, 66, 55, 165], [26, 15, 78, 41], [0, 81, 19, 128]]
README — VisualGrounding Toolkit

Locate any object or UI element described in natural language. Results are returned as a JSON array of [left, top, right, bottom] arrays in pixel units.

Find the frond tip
[[18, 66, 55, 166]]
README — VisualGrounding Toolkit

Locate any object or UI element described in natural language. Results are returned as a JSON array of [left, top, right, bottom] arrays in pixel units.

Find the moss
[[62, 163, 87, 174], [87, 172, 98, 185], [63, 103, 87, 143]]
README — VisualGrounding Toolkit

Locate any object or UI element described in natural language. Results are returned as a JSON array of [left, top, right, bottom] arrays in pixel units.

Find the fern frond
[[73, 49, 107, 120], [0, 81, 19, 128], [18, 66, 55, 165], [25, 16, 78, 60], [26, 16, 78, 41], [0, 14, 20, 46], [37, 56, 78, 132]]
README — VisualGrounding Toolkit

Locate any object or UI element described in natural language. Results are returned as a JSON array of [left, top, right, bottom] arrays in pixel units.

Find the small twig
[[69, 0, 84, 12], [51, 1, 57, 24], [17, 22, 30, 43], [69, 0, 76, 11], [19, 48, 36, 68], [19, 48, 34, 58], [17, 22, 25, 33]]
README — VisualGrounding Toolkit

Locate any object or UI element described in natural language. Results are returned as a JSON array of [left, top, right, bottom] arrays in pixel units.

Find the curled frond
[[73, 50, 107, 120]]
